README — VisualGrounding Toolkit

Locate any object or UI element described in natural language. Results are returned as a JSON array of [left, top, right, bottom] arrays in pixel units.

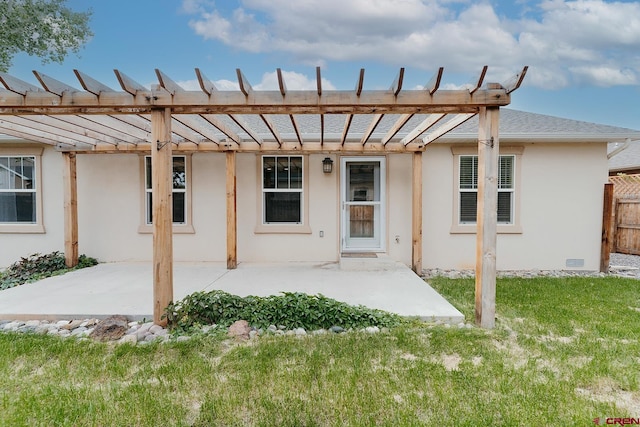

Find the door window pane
[[349, 205, 374, 237]]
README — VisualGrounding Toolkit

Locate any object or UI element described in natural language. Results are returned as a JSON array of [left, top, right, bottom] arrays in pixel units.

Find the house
[[2, 66, 640, 325], [609, 139, 640, 175]]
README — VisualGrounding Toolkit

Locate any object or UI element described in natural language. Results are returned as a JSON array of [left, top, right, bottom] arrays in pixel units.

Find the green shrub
[[0, 252, 98, 291], [164, 290, 404, 332]]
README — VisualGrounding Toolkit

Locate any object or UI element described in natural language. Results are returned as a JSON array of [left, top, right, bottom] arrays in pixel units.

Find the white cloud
[[254, 70, 336, 91], [184, 0, 640, 88], [176, 78, 239, 91], [175, 72, 334, 91]]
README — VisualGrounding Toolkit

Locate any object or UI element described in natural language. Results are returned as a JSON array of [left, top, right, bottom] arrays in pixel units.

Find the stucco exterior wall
[[1, 142, 608, 271], [236, 153, 338, 262], [422, 142, 608, 271], [0, 147, 64, 267]]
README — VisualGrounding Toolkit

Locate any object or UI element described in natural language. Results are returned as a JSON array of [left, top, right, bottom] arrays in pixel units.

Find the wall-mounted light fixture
[[322, 157, 334, 174]]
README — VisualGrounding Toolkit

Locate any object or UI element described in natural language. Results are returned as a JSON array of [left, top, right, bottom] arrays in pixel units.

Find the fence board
[[614, 199, 640, 255]]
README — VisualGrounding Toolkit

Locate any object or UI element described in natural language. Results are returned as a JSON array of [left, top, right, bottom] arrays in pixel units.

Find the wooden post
[[62, 152, 79, 268], [412, 151, 423, 274], [475, 106, 499, 329], [151, 107, 173, 326], [600, 182, 614, 272], [226, 151, 237, 269]]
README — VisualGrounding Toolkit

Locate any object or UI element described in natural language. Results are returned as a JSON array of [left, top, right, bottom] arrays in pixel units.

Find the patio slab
[[0, 261, 464, 323]]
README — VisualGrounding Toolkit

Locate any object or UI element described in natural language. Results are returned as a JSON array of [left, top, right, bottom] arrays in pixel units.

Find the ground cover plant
[[0, 251, 98, 291], [1, 276, 639, 426], [164, 290, 404, 331]]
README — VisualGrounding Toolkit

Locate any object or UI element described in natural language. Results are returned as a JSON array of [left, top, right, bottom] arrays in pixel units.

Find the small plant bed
[[165, 290, 405, 332], [0, 251, 98, 291]]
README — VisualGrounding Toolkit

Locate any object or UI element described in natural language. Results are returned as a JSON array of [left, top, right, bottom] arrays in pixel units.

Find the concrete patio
[[0, 260, 464, 323]]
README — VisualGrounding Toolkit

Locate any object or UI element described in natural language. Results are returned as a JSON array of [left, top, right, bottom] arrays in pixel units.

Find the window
[[452, 147, 522, 234], [262, 156, 303, 224], [459, 155, 514, 224], [0, 156, 36, 223], [142, 155, 193, 232]]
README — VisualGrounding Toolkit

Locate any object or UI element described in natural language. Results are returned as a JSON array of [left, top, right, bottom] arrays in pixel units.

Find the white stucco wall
[[422, 142, 609, 271], [236, 153, 339, 262], [1, 147, 65, 267], [0, 142, 608, 271]]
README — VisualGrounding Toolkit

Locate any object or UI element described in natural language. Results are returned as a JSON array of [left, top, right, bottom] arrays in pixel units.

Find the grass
[[1, 276, 639, 426]]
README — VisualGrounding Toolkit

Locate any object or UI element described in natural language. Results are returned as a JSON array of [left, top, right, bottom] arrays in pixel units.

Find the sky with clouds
[[7, 0, 640, 129]]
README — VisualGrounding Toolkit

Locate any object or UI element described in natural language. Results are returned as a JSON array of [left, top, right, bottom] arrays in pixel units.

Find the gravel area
[[609, 253, 640, 279], [424, 253, 640, 280]]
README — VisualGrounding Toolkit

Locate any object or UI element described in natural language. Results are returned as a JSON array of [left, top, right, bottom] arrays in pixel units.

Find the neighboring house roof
[[609, 139, 640, 173]]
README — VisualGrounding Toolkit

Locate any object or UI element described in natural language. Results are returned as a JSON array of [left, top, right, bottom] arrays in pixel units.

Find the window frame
[[138, 154, 194, 234], [451, 146, 523, 234], [255, 154, 311, 234], [0, 147, 45, 234]]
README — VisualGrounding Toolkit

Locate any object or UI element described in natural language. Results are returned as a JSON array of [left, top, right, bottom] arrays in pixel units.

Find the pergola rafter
[[0, 65, 528, 329]]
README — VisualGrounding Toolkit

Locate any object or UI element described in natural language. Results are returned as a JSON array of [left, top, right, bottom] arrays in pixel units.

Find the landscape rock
[[89, 315, 129, 342], [228, 320, 251, 340], [149, 325, 165, 335], [61, 319, 84, 330], [119, 334, 137, 344], [330, 326, 345, 334], [71, 326, 88, 337]]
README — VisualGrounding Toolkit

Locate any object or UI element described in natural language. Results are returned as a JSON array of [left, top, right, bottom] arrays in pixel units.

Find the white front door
[[341, 157, 386, 252]]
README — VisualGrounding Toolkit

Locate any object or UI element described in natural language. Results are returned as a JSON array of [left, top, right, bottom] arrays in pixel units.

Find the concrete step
[[339, 253, 402, 271]]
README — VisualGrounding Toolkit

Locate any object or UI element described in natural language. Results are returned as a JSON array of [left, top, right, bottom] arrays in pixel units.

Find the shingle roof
[[1, 108, 638, 146], [609, 140, 640, 171], [444, 109, 640, 142]]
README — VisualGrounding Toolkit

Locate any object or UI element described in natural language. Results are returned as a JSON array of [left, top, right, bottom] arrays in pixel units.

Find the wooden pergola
[[0, 66, 527, 328]]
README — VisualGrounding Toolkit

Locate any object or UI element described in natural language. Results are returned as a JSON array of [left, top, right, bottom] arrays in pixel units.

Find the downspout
[[607, 138, 633, 160]]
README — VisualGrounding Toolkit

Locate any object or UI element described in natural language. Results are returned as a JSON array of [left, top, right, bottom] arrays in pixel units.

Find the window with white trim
[[144, 156, 187, 225], [262, 156, 303, 224], [458, 154, 515, 224], [0, 156, 37, 223]]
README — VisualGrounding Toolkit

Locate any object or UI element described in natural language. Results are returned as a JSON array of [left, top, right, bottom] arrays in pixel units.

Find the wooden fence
[[608, 174, 640, 256]]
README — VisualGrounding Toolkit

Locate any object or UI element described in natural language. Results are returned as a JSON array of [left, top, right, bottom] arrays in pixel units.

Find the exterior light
[[322, 157, 333, 174]]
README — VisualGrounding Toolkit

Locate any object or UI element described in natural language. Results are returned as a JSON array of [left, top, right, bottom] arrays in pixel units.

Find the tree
[[0, 0, 92, 72]]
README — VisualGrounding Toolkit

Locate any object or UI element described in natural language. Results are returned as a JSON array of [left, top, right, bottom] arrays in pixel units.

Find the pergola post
[[151, 107, 173, 326], [62, 152, 78, 268], [475, 106, 500, 329], [412, 151, 423, 274], [226, 151, 237, 269]]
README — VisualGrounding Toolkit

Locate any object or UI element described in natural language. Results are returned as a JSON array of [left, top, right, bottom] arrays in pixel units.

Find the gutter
[[607, 138, 634, 160]]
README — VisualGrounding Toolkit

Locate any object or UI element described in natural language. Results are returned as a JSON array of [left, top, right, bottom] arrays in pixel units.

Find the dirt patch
[[400, 353, 418, 361], [538, 334, 575, 344], [441, 353, 462, 371], [576, 378, 640, 414]]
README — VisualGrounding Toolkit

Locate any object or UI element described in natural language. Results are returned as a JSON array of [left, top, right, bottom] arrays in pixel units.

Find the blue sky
[[7, 0, 640, 130]]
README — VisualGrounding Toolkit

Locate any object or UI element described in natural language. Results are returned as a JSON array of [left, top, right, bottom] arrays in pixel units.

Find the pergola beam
[[0, 88, 512, 115]]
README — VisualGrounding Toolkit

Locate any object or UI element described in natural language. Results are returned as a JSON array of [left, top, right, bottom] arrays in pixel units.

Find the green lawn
[[1, 276, 639, 426]]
